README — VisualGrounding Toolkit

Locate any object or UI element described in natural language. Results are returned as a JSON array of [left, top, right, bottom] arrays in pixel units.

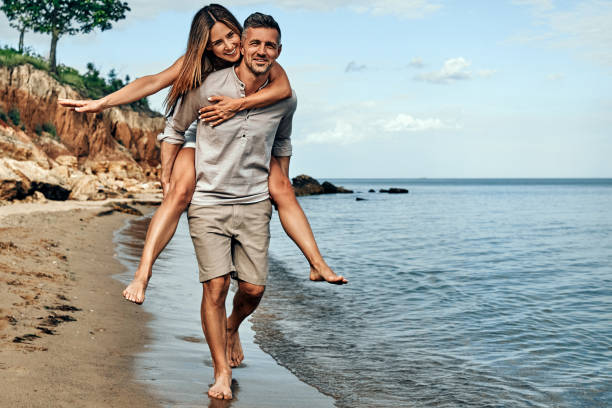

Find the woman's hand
[[58, 98, 108, 113], [198, 95, 244, 127]]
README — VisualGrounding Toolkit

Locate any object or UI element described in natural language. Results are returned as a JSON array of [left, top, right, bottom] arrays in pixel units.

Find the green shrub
[[34, 123, 43, 135], [0, 46, 48, 70], [20, 124, 25, 131], [42, 122, 57, 140], [8, 107, 20, 125], [0, 47, 159, 117], [0, 108, 7, 123]]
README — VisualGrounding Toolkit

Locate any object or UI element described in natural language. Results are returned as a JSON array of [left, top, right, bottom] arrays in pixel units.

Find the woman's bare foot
[[122, 277, 149, 304], [226, 329, 244, 368], [208, 370, 233, 400], [310, 261, 348, 284]]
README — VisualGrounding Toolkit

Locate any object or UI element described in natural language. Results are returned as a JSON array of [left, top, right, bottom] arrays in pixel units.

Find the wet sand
[[0, 202, 160, 407], [115, 212, 336, 407], [1, 201, 336, 407]]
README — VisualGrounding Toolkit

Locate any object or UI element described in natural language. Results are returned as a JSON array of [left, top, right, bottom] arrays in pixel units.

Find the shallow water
[[114, 209, 334, 408], [117, 179, 612, 407], [253, 179, 612, 407]]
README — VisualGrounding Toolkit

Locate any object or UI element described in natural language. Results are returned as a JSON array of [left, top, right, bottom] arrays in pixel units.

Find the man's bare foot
[[310, 262, 348, 284], [122, 277, 149, 304], [208, 370, 233, 400], [226, 329, 244, 368]]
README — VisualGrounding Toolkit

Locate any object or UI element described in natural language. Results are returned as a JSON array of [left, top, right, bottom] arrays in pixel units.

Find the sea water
[[118, 179, 612, 407]]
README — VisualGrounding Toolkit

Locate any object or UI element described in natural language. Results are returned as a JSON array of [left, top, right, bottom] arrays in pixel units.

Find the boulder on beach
[[0, 157, 70, 201]]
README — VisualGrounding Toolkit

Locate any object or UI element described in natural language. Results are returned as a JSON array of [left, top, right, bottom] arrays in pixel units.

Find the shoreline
[[0, 201, 160, 407], [1, 200, 335, 407], [113, 209, 336, 407]]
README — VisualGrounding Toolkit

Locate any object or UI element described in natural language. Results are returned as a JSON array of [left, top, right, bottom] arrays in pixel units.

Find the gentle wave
[[251, 180, 612, 407]]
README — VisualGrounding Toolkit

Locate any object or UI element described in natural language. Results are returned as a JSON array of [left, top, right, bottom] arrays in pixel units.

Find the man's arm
[[271, 92, 297, 159], [274, 156, 291, 178]]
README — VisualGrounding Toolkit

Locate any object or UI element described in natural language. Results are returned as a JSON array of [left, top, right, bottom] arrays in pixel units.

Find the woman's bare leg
[[268, 157, 347, 284], [122, 148, 196, 303]]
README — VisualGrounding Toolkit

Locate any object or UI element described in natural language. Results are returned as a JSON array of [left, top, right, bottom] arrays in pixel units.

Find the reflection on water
[[114, 210, 335, 408]]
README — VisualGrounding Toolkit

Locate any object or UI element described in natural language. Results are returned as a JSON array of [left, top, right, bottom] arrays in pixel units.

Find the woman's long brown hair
[[164, 4, 243, 114]]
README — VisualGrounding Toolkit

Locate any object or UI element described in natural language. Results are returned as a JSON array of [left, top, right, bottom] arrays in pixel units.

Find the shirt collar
[[232, 65, 269, 92]]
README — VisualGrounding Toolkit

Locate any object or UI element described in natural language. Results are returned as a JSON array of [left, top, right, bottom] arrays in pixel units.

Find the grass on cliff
[[0, 46, 159, 117]]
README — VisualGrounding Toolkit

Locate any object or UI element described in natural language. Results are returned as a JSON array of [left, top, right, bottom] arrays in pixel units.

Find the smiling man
[[161, 13, 296, 400]]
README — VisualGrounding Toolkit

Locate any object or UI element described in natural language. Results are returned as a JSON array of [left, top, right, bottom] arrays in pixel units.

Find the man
[[162, 13, 296, 400]]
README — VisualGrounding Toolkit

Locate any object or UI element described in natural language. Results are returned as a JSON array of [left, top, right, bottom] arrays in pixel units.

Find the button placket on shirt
[[238, 82, 248, 144]]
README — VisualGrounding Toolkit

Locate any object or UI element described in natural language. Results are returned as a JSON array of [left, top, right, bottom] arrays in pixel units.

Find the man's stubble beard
[[244, 58, 273, 77]]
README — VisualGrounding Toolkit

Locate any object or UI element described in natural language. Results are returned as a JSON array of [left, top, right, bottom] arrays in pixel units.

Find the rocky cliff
[[0, 64, 165, 202]]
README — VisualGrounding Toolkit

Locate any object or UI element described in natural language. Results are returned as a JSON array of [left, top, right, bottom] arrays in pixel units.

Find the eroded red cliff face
[[0, 64, 165, 202]]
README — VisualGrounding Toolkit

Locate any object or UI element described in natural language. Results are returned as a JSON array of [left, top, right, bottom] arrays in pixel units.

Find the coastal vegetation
[[0, 47, 153, 114], [1, 0, 130, 72]]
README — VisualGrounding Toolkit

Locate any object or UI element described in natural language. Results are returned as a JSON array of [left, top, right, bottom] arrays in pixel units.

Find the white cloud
[[345, 61, 367, 73], [300, 120, 360, 145], [124, 0, 441, 20], [511, 0, 612, 67], [415, 57, 472, 84], [408, 57, 425, 68], [297, 111, 455, 145], [380, 113, 451, 132]]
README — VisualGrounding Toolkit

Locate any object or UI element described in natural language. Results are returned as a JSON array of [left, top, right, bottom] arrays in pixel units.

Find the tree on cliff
[[8, 0, 130, 73], [0, 0, 33, 53]]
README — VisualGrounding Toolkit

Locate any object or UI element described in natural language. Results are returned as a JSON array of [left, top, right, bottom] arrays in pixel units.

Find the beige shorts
[[187, 199, 272, 285]]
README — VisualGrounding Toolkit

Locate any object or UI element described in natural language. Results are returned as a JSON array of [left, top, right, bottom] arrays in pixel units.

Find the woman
[[60, 5, 347, 306]]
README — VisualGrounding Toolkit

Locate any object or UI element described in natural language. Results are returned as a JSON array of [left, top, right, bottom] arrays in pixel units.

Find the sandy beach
[[0, 201, 160, 407], [0, 201, 336, 408]]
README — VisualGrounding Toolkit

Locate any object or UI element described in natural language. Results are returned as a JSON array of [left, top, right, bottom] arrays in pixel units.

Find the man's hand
[[198, 96, 243, 127], [58, 98, 108, 113]]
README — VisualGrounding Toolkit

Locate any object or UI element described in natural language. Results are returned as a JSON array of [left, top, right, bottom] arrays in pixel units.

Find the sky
[[1, 0, 611, 178]]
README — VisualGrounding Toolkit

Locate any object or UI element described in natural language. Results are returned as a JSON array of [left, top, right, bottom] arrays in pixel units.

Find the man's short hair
[[243, 12, 281, 43]]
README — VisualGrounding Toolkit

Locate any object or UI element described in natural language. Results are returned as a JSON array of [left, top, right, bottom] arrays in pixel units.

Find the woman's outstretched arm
[[198, 61, 292, 126], [58, 56, 185, 113]]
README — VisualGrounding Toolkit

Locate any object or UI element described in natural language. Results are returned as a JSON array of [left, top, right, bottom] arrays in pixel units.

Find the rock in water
[[321, 181, 353, 194], [292, 174, 355, 196], [368, 189, 375, 193], [292, 175, 323, 196], [355, 197, 366, 201], [379, 188, 409, 194]]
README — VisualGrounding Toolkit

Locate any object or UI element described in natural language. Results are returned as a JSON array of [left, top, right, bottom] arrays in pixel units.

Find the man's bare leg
[[226, 281, 265, 368], [201, 275, 233, 400]]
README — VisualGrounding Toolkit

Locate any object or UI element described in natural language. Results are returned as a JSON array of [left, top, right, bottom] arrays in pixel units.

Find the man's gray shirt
[[161, 66, 296, 206]]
